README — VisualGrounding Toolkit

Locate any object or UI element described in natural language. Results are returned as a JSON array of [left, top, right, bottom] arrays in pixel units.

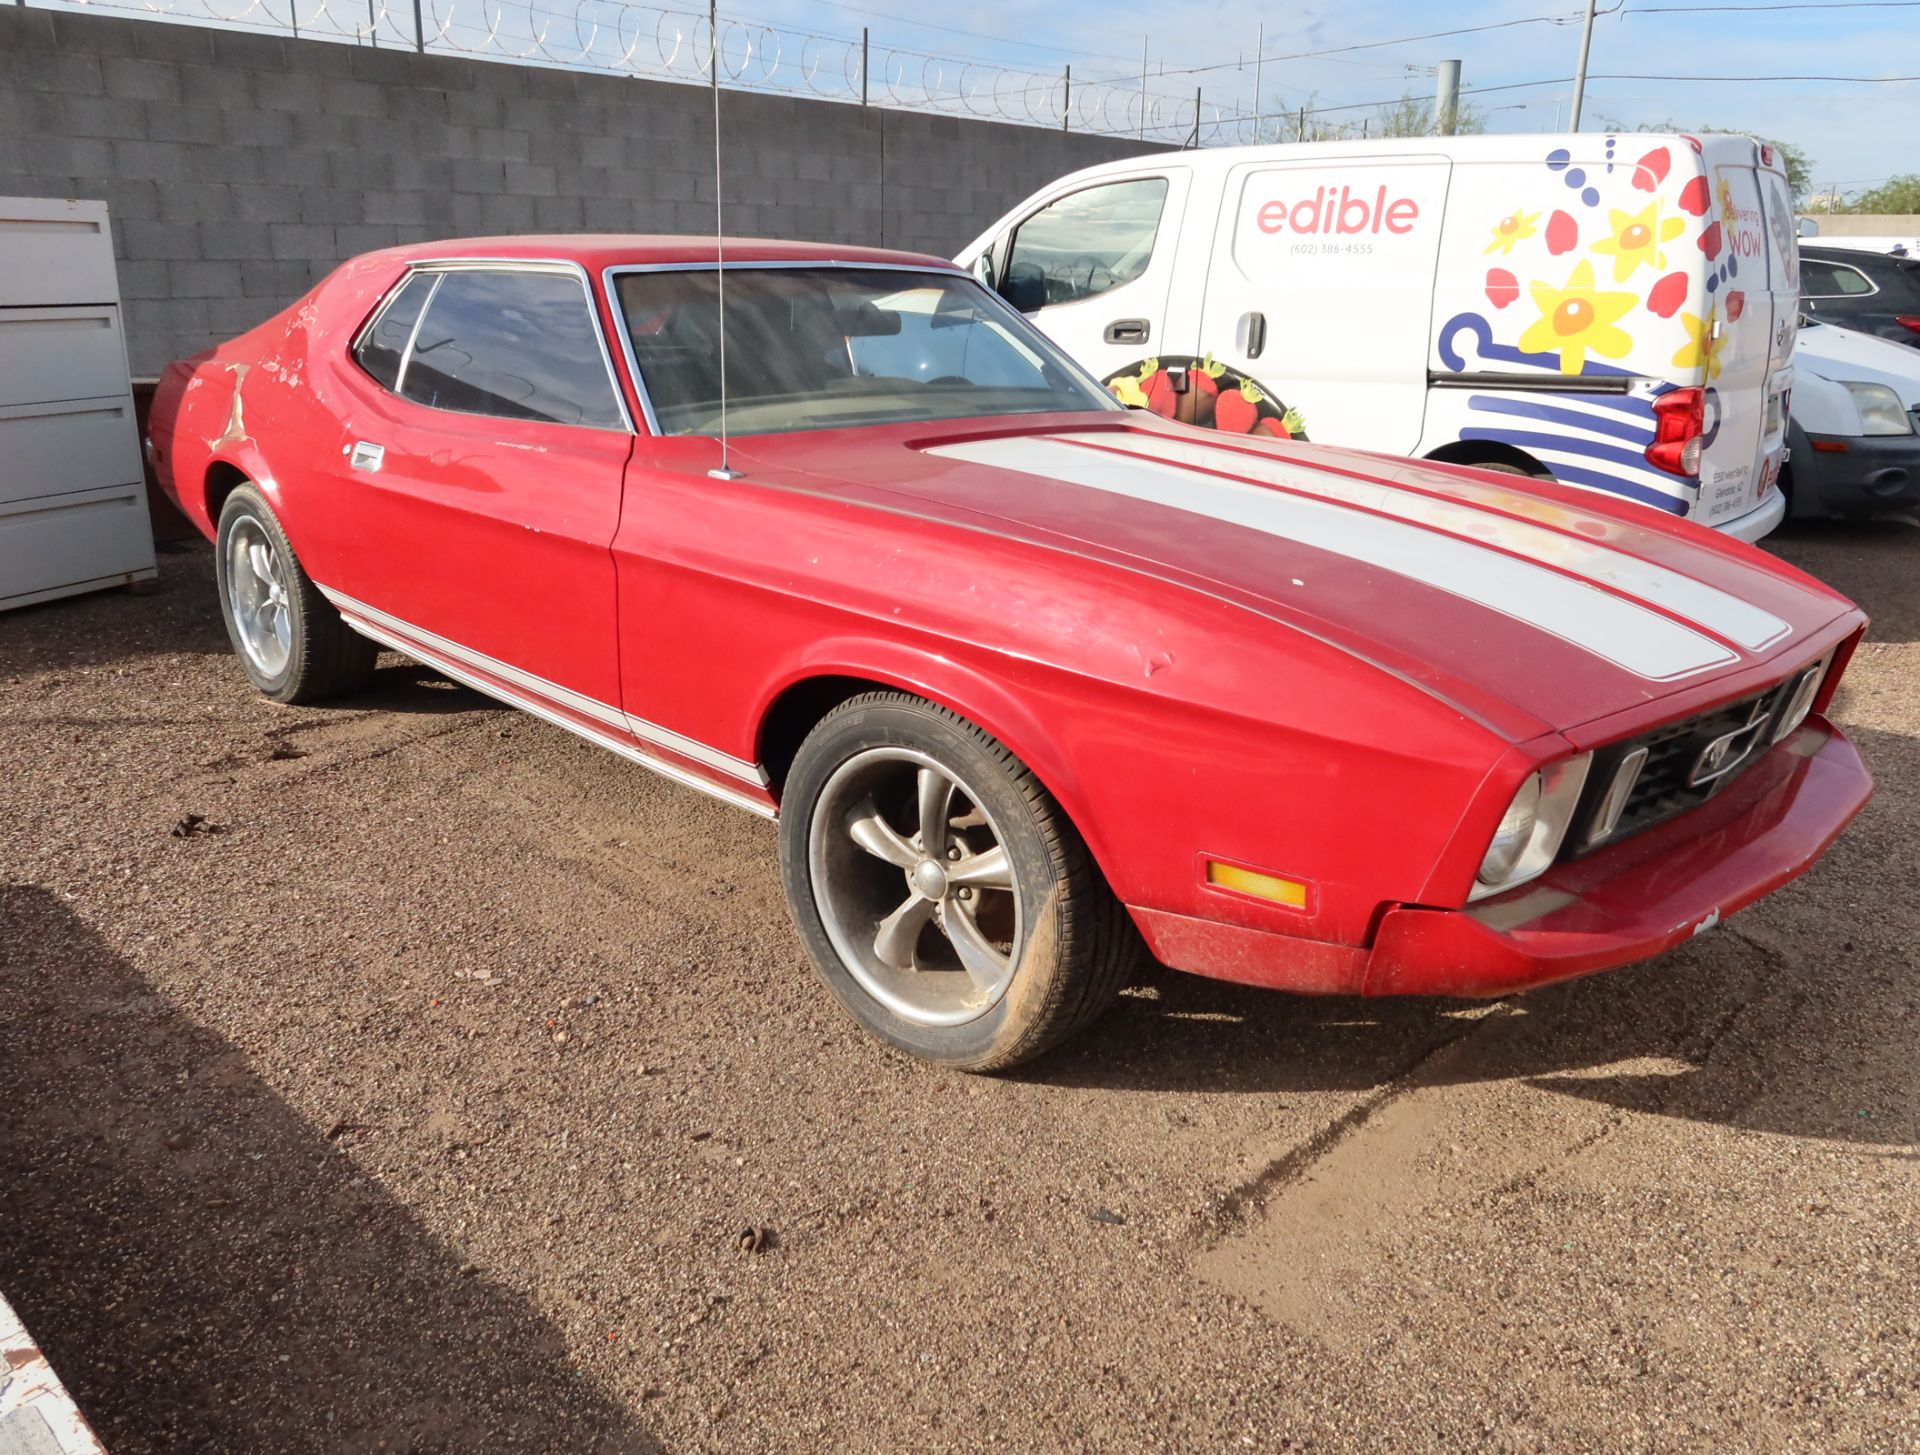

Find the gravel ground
[[2, 521, 1916, 1454]]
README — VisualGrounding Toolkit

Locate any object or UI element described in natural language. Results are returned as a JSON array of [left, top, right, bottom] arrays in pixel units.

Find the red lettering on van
[[1254, 185, 1420, 236]]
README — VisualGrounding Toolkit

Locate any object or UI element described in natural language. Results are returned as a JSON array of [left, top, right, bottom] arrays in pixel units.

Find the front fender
[[750, 636, 1120, 883]]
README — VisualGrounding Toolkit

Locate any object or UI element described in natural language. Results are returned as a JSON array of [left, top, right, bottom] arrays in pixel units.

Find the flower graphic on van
[[1484, 210, 1541, 256], [1518, 260, 1636, 375], [1672, 310, 1726, 380], [1589, 200, 1685, 281]]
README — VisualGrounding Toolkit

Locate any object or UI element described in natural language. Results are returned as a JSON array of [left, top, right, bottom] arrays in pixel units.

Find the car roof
[[379, 234, 962, 273], [1802, 245, 1913, 269]]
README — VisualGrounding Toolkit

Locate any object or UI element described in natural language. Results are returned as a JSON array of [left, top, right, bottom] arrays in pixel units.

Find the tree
[[1369, 91, 1486, 138], [1253, 91, 1482, 143], [1600, 116, 1814, 205], [1852, 175, 1920, 214]]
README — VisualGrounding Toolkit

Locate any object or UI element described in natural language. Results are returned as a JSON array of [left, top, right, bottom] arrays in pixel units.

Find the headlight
[[1844, 382, 1915, 436], [1478, 774, 1540, 886], [1772, 654, 1831, 742], [1471, 755, 1593, 901]]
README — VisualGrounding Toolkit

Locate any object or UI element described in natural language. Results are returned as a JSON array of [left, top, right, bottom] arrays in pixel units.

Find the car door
[[992, 171, 1191, 385], [313, 263, 635, 718], [1197, 152, 1451, 454]]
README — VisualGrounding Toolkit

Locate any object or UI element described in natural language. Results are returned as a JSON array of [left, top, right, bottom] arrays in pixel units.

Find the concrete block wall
[[0, 6, 1164, 376]]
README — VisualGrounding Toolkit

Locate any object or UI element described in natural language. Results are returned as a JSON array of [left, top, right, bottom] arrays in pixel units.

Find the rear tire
[[779, 693, 1139, 1071], [215, 485, 375, 704]]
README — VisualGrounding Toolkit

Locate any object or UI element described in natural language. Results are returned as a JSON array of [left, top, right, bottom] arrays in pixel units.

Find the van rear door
[[1695, 141, 1792, 527], [1194, 154, 1452, 452]]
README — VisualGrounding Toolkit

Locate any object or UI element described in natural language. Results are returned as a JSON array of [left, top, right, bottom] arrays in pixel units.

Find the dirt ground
[[2, 521, 1916, 1455]]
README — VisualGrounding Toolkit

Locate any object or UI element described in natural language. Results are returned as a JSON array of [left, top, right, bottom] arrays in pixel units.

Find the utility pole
[[1434, 58, 1460, 135], [1139, 36, 1148, 138], [1252, 22, 1264, 144], [1568, 0, 1598, 131]]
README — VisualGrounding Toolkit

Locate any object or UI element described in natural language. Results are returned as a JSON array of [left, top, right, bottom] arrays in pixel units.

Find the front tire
[[779, 693, 1139, 1071], [215, 485, 375, 704]]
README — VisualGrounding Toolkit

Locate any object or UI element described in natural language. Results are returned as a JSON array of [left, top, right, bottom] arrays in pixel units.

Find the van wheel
[[779, 693, 1139, 1071]]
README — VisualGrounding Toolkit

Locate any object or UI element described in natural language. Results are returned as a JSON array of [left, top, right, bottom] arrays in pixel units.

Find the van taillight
[[1647, 387, 1705, 477]]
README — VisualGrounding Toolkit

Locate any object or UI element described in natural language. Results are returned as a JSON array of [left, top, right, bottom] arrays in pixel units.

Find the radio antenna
[[707, 0, 742, 480]]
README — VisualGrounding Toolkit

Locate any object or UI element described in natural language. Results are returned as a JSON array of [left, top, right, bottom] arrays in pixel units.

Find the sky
[[723, 0, 1919, 201]]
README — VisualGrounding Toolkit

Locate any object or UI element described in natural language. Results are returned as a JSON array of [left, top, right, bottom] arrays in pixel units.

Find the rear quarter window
[[353, 273, 435, 391], [1802, 260, 1875, 297]]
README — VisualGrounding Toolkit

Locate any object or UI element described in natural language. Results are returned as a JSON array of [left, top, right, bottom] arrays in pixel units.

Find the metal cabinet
[[1, 197, 157, 612]]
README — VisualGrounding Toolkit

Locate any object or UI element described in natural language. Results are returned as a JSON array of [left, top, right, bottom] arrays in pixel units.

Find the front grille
[[1566, 676, 1799, 855]]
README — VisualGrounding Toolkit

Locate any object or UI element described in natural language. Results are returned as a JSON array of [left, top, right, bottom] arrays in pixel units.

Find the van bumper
[[1713, 485, 1787, 543]]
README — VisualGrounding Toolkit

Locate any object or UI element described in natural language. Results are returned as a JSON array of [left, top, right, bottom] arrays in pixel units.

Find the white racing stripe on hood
[[927, 436, 1739, 682], [1057, 432, 1791, 652]]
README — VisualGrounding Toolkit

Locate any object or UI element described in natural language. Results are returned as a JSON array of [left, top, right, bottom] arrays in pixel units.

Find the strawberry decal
[[1101, 356, 1307, 440], [1215, 379, 1264, 435], [1677, 175, 1711, 217], [1257, 407, 1306, 440], [1485, 268, 1520, 309]]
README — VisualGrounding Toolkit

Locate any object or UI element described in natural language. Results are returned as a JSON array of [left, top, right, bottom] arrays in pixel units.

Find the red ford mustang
[[151, 236, 1871, 1069]]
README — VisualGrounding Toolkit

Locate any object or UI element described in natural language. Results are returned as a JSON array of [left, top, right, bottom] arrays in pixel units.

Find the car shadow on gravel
[[0, 883, 661, 1455]]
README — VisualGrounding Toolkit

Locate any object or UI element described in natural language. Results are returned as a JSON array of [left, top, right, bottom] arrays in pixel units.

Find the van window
[[1003, 178, 1169, 313], [1801, 260, 1875, 298], [400, 269, 626, 429]]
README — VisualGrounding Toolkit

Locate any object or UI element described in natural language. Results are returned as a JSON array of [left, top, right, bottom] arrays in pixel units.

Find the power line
[[1150, 13, 1591, 83], [1623, 1, 1920, 10]]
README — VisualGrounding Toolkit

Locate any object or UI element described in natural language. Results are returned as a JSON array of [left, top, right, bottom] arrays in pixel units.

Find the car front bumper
[[1791, 430, 1920, 518], [1362, 718, 1868, 995], [1131, 719, 1869, 999]]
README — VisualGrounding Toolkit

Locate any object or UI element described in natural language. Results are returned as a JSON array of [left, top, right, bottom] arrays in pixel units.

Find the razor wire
[[34, 0, 1261, 143]]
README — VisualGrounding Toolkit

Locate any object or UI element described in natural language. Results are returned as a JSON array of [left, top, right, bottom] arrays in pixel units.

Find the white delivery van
[[958, 133, 1801, 541]]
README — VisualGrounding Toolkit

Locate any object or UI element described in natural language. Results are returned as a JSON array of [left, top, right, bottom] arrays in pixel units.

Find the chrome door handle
[[349, 441, 385, 473], [1236, 311, 1268, 359], [1104, 318, 1150, 345]]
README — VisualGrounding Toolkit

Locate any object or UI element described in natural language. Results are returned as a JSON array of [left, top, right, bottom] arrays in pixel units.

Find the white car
[[1783, 318, 1920, 518]]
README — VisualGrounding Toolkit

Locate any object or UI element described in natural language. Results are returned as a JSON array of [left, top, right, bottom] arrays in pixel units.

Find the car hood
[[728, 416, 1854, 741], [1796, 321, 1920, 407]]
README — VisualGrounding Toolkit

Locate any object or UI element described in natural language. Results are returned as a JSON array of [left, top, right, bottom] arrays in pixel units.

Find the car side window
[[1002, 178, 1169, 314], [399, 270, 625, 429], [353, 273, 435, 391], [1801, 260, 1874, 298]]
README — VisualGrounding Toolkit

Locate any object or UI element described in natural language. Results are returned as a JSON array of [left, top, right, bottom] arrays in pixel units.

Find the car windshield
[[615, 266, 1119, 436]]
